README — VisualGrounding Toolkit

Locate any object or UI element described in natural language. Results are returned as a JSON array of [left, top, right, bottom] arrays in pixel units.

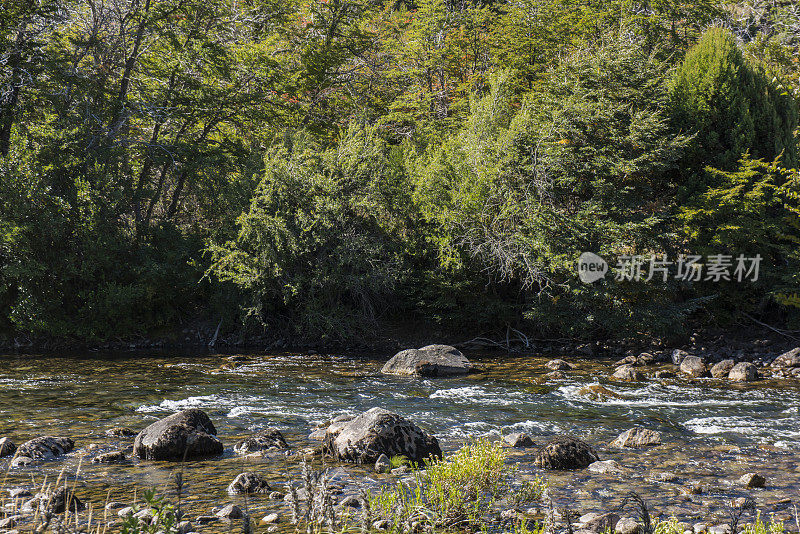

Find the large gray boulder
[[133, 409, 223, 461], [381, 345, 472, 377], [771, 347, 800, 368], [534, 435, 598, 470], [323, 407, 441, 464]]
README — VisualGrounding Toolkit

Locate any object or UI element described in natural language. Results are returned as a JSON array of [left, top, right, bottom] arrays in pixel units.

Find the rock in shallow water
[[728, 362, 758, 382], [612, 365, 645, 382], [680, 356, 707, 378], [234, 428, 288, 454], [502, 432, 535, 448], [133, 408, 223, 461], [588, 459, 622, 474], [738, 472, 765, 488], [771, 347, 799, 368], [381, 345, 472, 377], [227, 472, 271, 495], [534, 435, 598, 470], [40, 487, 85, 514], [0, 437, 16, 457], [546, 359, 574, 371], [11, 436, 74, 466], [91, 450, 126, 464], [710, 359, 735, 378], [323, 407, 441, 464], [611, 427, 662, 448]]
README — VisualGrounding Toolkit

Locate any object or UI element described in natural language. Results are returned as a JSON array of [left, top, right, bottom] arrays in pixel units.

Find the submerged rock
[[91, 450, 126, 464], [680, 356, 707, 378], [611, 427, 662, 448], [771, 347, 800, 368], [0, 437, 16, 457], [133, 408, 223, 461], [227, 472, 271, 495], [381, 345, 472, 377], [710, 359, 735, 378], [234, 428, 288, 454], [106, 427, 137, 438], [728, 362, 758, 382], [534, 435, 598, 470], [323, 407, 441, 464]]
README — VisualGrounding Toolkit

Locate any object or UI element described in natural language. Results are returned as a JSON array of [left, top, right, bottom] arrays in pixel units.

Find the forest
[[1, 0, 800, 345]]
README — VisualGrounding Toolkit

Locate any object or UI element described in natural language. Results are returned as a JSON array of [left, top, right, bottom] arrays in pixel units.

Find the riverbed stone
[[611, 427, 662, 448], [12, 436, 74, 466], [381, 345, 472, 377], [545, 370, 567, 380], [227, 472, 271, 495], [216, 504, 244, 520], [771, 347, 800, 368], [106, 427, 137, 438], [323, 407, 441, 464], [710, 360, 735, 378], [672, 349, 689, 365], [40, 487, 85, 514], [0, 437, 16, 457], [588, 459, 622, 474], [91, 450, 126, 464], [534, 435, 599, 470], [612, 364, 645, 381], [234, 428, 288, 454], [375, 453, 391, 473], [729, 362, 758, 382], [615, 517, 641, 534], [581, 512, 620, 533], [133, 408, 223, 461], [739, 472, 765, 488], [680, 356, 707, 377], [502, 433, 535, 448], [546, 359, 574, 371], [261, 513, 280, 524]]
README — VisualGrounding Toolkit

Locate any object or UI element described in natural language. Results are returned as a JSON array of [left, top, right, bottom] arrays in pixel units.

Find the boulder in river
[[534, 435, 598, 470], [728, 362, 758, 382], [739, 472, 765, 488], [611, 427, 662, 448], [381, 345, 472, 377], [502, 432, 535, 448], [710, 359, 735, 378], [234, 428, 289, 454], [133, 408, 223, 461], [680, 356, 707, 377], [0, 437, 16, 457], [227, 472, 271, 495], [323, 407, 441, 464], [771, 348, 799, 368], [545, 359, 574, 371], [11, 436, 74, 466], [91, 450, 126, 464], [40, 487, 85, 514], [611, 364, 645, 382]]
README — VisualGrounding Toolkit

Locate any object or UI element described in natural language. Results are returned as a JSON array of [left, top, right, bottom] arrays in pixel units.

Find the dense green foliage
[[1, 0, 799, 343]]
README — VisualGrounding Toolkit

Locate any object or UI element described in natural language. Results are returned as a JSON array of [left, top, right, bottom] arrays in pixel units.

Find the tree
[[670, 27, 798, 178]]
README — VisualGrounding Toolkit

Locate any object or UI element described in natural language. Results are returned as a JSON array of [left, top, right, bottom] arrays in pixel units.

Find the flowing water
[[1, 351, 799, 529]]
